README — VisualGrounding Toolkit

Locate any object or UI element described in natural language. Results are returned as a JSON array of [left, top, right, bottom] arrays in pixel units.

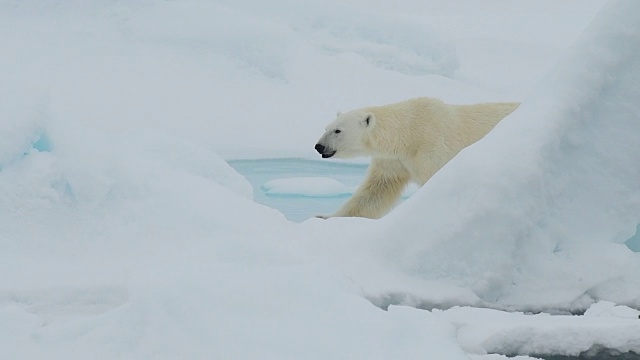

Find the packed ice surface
[[262, 177, 353, 197], [2, 0, 640, 359]]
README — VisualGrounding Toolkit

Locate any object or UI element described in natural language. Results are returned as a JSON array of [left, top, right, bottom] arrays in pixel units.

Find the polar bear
[[314, 97, 519, 219]]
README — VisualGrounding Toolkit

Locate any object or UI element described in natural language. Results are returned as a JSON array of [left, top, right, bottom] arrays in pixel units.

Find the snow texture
[[2, 0, 639, 359], [354, 0, 640, 312], [441, 302, 640, 357]]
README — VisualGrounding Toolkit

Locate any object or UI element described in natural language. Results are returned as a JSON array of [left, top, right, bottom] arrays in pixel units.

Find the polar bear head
[[315, 110, 375, 158]]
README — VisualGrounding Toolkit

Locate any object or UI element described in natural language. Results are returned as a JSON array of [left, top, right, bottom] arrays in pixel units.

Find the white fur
[[315, 97, 519, 219]]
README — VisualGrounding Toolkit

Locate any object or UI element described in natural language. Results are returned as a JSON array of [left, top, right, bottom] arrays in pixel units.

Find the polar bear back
[[364, 97, 518, 162]]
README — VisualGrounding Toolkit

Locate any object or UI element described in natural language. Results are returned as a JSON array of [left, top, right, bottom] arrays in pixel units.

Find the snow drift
[[1, 0, 638, 359], [357, 0, 640, 311]]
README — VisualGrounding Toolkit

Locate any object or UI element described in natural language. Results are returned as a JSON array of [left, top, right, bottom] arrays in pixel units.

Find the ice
[[439, 303, 640, 358], [2, 0, 638, 359], [0, 89, 48, 168], [625, 224, 640, 252], [262, 177, 352, 197], [323, 0, 640, 313], [584, 301, 640, 319]]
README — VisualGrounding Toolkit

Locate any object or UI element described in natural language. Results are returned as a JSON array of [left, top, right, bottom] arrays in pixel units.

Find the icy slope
[[356, 0, 640, 311]]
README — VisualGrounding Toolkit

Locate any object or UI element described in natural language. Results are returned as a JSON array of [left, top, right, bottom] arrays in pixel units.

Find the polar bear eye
[[334, 129, 341, 134]]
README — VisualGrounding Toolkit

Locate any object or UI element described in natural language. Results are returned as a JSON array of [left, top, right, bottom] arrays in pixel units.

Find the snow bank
[[0, 116, 269, 290], [359, 0, 640, 311], [2, 0, 633, 359], [262, 177, 352, 197], [35, 267, 466, 360], [0, 125, 469, 358], [440, 302, 640, 357], [0, 54, 466, 360]]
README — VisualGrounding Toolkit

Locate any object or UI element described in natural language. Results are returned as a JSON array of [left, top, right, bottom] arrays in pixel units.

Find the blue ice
[[32, 133, 53, 152], [228, 158, 367, 222]]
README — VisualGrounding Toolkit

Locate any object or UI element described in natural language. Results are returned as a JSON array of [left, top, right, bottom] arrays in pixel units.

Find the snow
[[262, 177, 353, 197], [440, 302, 640, 357], [361, 0, 640, 312], [2, 0, 639, 359]]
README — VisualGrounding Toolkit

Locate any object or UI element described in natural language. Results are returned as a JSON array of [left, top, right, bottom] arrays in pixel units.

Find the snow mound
[[262, 177, 352, 197], [311, 0, 640, 313], [441, 302, 640, 358], [379, 0, 640, 311], [0, 118, 268, 291], [1, 0, 635, 359]]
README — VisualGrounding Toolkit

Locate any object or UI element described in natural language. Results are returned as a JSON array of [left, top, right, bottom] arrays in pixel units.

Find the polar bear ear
[[363, 113, 375, 128]]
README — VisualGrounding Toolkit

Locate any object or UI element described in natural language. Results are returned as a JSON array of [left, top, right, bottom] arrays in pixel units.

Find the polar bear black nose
[[315, 143, 325, 154]]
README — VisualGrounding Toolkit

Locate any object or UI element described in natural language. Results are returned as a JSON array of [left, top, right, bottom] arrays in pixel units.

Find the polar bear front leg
[[326, 159, 410, 219]]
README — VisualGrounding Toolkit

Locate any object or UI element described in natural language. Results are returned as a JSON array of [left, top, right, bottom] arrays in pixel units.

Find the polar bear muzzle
[[315, 143, 336, 158]]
